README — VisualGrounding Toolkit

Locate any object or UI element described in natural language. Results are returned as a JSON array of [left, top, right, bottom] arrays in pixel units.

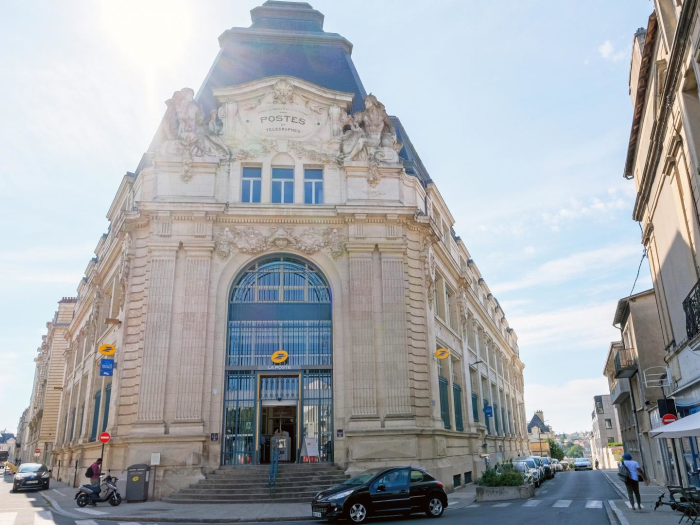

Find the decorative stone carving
[[287, 140, 341, 165], [422, 239, 436, 308], [214, 226, 347, 261], [339, 94, 403, 186], [272, 79, 295, 104], [458, 287, 469, 339], [118, 233, 132, 310], [158, 88, 230, 182]]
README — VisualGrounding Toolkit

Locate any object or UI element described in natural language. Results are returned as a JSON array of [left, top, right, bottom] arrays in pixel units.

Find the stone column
[[348, 248, 377, 418], [136, 244, 178, 431], [378, 247, 411, 417], [173, 244, 213, 433]]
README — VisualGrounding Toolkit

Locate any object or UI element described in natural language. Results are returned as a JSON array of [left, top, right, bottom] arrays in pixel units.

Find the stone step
[[178, 485, 331, 495], [165, 491, 319, 502], [202, 474, 347, 483], [163, 496, 316, 504], [191, 479, 346, 489]]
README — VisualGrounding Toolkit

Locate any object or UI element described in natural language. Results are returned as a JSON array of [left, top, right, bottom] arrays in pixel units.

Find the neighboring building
[[45, 1, 529, 498], [590, 395, 622, 469], [620, 0, 700, 488], [25, 298, 76, 466], [14, 409, 28, 463], [528, 411, 554, 457]]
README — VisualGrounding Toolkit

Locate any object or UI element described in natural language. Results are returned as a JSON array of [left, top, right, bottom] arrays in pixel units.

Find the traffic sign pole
[[99, 432, 111, 470]]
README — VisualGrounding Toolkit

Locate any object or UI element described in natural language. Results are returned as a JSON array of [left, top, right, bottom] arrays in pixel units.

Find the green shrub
[[607, 442, 623, 447], [477, 465, 525, 487]]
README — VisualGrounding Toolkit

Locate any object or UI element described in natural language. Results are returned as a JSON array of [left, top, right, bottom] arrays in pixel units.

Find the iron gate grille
[[223, 371, 257, 465], [453, 384, 464, 431], [302, 371, 333, 462]]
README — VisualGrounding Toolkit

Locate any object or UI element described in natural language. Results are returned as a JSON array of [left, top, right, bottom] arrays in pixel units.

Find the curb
[[601, 471, 628, 500], [608, 500, 631, 525]]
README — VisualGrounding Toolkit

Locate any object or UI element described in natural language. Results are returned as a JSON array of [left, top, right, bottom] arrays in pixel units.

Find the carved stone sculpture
[[339, 94, 403, 186], [118, 233, 132, 310], [458, 288, 469, 339], [214, 226, 347, 261], [158, 88, 230, 181], [423, 239, 437, 308]]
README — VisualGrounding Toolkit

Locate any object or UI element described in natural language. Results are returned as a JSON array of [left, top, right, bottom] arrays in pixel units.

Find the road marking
[[52, 489, 65, 496], [34, 511, 54, 525], [624, 502, 644, 509], [75, 508, 108, 516], [553, 500, 572, 508], [466, 504, 480, 508], [586, 500, 603, 509], [608, 501, 631, 525], [492, 503, 511, 507], [0, 513, 18, 525], [119, 523, 142, 525], [76, 521, 100, 525], [522, 499, 541, 507]]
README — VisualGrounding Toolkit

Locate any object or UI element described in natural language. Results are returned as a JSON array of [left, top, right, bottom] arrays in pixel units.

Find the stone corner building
[[50, 1, 528, 496]]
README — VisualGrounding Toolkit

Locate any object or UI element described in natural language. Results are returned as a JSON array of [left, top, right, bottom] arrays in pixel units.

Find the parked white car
[[551, 459, 563, 472]]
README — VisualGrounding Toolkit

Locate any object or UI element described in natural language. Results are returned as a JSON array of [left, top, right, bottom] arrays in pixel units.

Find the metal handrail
[[268, 438, 279, 494], [684, 279, 700, 340], [614, 347, 637, 374]]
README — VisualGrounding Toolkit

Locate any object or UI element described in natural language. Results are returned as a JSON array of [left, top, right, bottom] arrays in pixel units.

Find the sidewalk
[[41, 479, 472, 523], [600, 468, 682, 524]]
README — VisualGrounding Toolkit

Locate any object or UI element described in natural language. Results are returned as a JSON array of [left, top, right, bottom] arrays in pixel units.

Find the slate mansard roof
[[190, 1, 431, 186]]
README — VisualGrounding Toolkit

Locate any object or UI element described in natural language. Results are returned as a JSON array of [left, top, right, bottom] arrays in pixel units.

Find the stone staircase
[[163, 463, 349, 504]]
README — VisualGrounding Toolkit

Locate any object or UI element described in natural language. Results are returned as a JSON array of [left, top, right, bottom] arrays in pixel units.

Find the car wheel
[[346, 502, 368, 524], [426, 496, 444, 518]]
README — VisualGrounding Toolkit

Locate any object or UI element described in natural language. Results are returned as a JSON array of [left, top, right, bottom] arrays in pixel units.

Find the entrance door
[[261, 406, 297, 463]]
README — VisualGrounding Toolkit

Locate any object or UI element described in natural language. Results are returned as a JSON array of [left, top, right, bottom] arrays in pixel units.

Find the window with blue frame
[[102, 384, 112, 433], [304, 169, 323, 204], [484, 399, 491, 434], [272, 167, 294, 203], [241, 167, 262, 203], [472, 392, 479, 423], [494, 403, 500, 434], [90, 390, 101, 442], [69, 408, 76, 442]]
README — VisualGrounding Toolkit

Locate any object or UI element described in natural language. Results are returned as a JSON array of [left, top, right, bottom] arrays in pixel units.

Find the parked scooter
[[75, 474, 122, 507]]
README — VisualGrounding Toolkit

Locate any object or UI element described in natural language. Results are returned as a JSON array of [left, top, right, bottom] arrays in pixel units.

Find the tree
[[548, 439, 565, 461], [566, 444, 584, 458]]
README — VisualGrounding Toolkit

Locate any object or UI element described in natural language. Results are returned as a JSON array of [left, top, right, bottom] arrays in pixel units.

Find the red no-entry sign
[[99, 432, 111, 443], [662, 414, 678, 425]]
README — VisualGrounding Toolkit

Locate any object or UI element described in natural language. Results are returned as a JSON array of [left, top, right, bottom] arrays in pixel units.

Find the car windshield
[[542, 458, 550, 465], [575, 459, 587, 463], [513, 462, 527, 472], [343, 469, 384, 486], [18, 464, 42, 473], [524, 459, 536, 468]]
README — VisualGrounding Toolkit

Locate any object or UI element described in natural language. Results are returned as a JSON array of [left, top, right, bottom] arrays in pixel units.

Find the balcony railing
[[684, 279, 700, 341], [614, 347, 637, 378]]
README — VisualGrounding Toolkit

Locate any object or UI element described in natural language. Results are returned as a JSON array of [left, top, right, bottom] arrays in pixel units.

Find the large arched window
[[227, 257, 331, 367]]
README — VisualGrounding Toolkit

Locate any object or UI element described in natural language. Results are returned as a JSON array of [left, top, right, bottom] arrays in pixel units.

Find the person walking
[[595, 459, 599, 470], [621, 453, 648, 511], [89, 458, 102, 487]]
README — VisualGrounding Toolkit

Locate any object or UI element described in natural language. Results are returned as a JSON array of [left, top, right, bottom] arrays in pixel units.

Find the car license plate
[[26, 481, 38, 484], [313, 512, 322, 518]]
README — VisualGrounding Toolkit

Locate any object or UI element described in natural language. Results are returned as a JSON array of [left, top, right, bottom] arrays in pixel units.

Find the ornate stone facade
[[43, 1, 528, 498]]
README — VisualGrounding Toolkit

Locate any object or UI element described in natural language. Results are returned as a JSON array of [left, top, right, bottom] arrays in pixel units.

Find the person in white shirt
[[621, 453, 649, 510]]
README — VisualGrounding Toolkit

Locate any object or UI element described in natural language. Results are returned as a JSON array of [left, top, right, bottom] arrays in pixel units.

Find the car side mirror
[[48, 470, 52, 474], [377, 484, 386, 492]]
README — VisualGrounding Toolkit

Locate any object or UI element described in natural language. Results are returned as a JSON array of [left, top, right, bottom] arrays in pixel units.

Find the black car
[[11, 463, 51, 492], [311, 467, 447, 523], [541, 457, 555, 479]]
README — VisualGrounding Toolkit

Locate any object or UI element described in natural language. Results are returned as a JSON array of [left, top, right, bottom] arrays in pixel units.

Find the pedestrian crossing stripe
[[624, 502, 644, 509], [523, 499, 541, 507], [75, 508, 108, 515], [0, 513, 18, 525], [492, 503, 511, 507], [553, 500, 572, 507], [76, 521, 99, 525], [467, 499, 603, 509], [586, 500, 603, 508]]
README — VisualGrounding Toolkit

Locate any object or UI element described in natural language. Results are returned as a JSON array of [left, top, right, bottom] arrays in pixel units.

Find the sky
[[0, 0, 655, 435]]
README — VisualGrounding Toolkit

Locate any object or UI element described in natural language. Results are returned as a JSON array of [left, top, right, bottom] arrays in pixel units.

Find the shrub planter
[[476, 483, 535, 502]]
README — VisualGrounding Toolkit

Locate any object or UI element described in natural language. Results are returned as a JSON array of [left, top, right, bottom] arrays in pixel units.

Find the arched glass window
[[227, 257, 332, 367]]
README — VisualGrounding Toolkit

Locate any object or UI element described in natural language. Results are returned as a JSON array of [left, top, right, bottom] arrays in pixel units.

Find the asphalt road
[[0, 468, 618, 525]]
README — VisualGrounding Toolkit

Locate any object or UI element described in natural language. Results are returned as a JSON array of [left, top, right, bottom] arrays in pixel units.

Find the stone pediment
[[213, 76, 354, 148]]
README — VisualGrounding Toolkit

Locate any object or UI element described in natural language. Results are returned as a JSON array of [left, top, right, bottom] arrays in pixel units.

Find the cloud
[[491, 243, 641, 293], [526, 377, 610, 433], [598, 40, 626, 62], [510, 302, 620, 352]]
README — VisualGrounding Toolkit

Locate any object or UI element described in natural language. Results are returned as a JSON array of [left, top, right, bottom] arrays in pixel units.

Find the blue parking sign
[[100, 358, 114, 377]]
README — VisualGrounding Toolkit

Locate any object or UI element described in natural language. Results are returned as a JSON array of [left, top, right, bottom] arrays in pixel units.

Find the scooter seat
[[80, 484, 100, 494]]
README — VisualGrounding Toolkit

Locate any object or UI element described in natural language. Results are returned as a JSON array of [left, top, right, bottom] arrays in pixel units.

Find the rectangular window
[[436, 274, 446, 319], [90, 390, 101, 442], [241, 167, 262, 203], [102, 384, 112, 433], [605, 418, 612, 429], [69, 408, 76, 442], [438, 361, 451, 430], [304, 169, 324, 204], [607, 437, 615, 444], [272, 167, 294, 204]]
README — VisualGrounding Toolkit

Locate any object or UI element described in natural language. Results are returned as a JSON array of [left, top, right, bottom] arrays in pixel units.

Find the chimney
[[536, 410, 544, 422]]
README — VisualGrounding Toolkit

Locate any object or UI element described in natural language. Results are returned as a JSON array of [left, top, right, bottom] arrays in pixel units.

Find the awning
[[651, 411, 700, 438]]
